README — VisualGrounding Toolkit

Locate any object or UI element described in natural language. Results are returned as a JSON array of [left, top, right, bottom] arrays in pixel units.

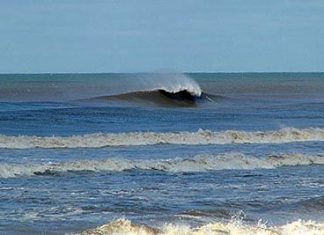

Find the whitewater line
[[80, 218, 324, 235], [0, 153, 323, 178], [1, 127, 324, 149]]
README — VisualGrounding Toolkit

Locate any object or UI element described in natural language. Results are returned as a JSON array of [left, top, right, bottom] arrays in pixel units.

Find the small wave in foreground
[[1, 153, 323, 178], [78, 218, 324, 235], [1, 128, 324, 149], [0, 73, 203, 103]]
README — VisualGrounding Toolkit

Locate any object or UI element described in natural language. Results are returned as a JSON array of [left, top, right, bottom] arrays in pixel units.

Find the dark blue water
[[0, 73, 323, 234]]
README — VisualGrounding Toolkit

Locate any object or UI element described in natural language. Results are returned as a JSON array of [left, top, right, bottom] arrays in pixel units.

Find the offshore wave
[[119, 73, 202, 97], [82, 74, 209, 107], [0, 153, 323, 178], [0, 73, 203, 103], [1, 127, 324, 149], [92, 89, 211, 107], [79, 218, 324, 235]]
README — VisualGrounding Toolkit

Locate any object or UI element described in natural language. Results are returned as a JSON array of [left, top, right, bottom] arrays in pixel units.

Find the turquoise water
[[0, 73, 323, 234]]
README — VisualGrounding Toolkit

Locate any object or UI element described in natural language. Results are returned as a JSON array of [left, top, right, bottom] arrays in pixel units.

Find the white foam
[[143, 73, 202, 96], [79, 218, 324, 235], [1, 153, 323, 178], [1, 127, 324, 149]]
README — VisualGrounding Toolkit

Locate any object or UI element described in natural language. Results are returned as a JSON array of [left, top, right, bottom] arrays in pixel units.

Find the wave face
[[1, 153, 323, 178], [1, 128, 324, 149], [97, 89, 204, 107], [80, 218, 324, 235]]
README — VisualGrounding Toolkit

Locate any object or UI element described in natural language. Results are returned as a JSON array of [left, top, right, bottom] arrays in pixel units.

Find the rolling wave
[[1, 127, 324, 149], [79, 218, 324, 235], [82, 74, 211, 107], [0, 73, 203, 103], [1, 153, 323, 178], [92, 89, 208, 107], [130, 73, 202, 97]]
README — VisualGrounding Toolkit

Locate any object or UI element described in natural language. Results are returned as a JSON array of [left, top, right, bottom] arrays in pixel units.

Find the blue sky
[[0, 0, 323, 73]]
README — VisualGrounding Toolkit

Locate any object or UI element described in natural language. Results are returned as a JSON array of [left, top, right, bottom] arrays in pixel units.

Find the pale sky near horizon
[[0, 0, 323, 73]]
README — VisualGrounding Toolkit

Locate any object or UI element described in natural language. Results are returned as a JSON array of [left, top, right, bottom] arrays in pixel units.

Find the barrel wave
[[83, 73, 208, 106]]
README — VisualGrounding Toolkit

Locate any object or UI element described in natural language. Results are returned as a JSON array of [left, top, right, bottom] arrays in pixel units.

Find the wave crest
[[83, 74, 205, 107], [97, 89, 204, 107], [0, 73, 202, 102], [135, 73, 202, 97], [1, 128, 324, 149], [1, 153, 323, 178], [80, 218, 324, 235]]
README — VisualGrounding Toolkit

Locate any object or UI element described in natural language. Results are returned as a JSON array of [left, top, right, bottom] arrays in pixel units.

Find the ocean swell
[[0, 153, 323, 178], [0, 73, 202, 102], [82, 74, 205, 107], [1, 128, 324, 149], [95, 89, 204, 107]]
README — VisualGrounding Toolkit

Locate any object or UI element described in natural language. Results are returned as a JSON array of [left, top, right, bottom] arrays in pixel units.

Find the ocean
[[0, 73, 323, 234]]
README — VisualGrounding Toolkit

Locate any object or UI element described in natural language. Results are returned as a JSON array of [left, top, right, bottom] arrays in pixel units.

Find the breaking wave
[[94, 89, 209, 107], [139, 73, 202, 97], [1, 127, 324, 149], [0, 73, 203, 103], [79, 218, 324, 235], [1, 153, 323, 178], [83, 73, 208, 107]]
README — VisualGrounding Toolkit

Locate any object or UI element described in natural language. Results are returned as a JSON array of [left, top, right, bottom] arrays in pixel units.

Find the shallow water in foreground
[[0, 73, 323, 234]]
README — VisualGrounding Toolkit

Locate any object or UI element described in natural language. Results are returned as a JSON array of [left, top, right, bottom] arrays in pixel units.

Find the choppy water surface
[[0, 73, 323, 234]]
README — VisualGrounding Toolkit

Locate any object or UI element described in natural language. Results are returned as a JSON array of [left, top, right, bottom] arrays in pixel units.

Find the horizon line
[[0, 71, 323, 75]]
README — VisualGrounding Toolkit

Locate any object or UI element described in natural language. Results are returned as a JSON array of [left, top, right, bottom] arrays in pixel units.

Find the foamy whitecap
[[79, 218, 324, 235], [0, 153, 323, 178], [1, 127, 324, 149], [145, 73, 202, 96]]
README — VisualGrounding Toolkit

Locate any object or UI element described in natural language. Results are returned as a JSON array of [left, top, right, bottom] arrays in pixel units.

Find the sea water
[[0, 73, 323, 234]]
